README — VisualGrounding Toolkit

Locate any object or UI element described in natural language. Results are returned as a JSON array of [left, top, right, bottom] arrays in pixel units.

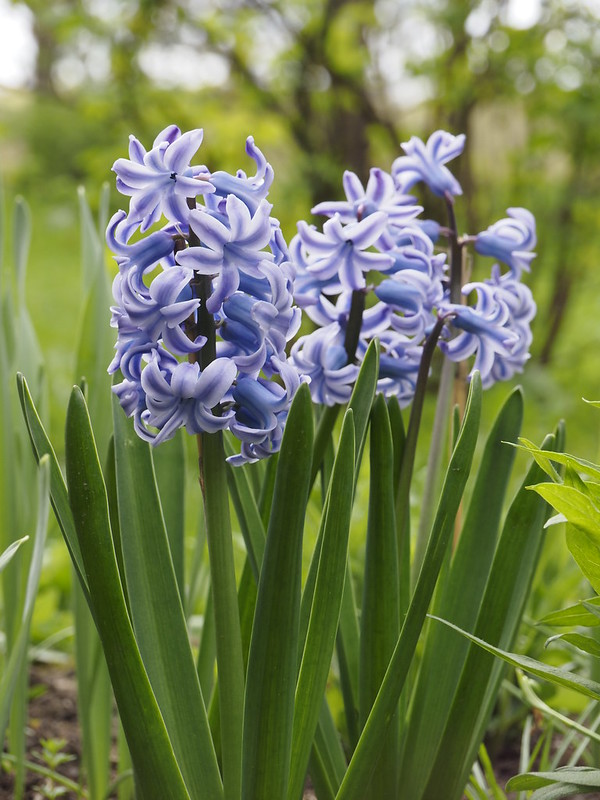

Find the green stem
[[344, 289, 366, 364], [309, 287, 366, 487], [444, 194, 463, 305], [395, 316, 446, 573], [200, 430, 244, 800], [185, 200, 244, 798]]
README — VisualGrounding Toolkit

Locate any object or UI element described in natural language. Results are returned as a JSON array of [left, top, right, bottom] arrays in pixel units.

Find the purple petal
[[196, 357, 237, 405], [164, 128, 204, 173], [345, 212, 388, 248], [189, 209, 230, 250], [342, 171, 365, 203], [154, 125, 181, 148]]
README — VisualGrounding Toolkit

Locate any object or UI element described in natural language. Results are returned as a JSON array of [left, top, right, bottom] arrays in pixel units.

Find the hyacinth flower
[[108, 126, 301, 465], [473, 206, 537, 278], [16, 125, 550, 800], [392, 130, 466, 197], [112, 125, 215, 231], [287, 129, 538, 576], [291, 129, 537, 414]]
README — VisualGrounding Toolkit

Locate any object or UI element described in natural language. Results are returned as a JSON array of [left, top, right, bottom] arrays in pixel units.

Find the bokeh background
[[1, 2, 600, 767], [1, 0, 599, 453]]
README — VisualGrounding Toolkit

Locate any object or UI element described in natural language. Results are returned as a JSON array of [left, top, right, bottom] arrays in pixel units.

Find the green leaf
[[336, 372, 482, 800], [0, 457, 49, 744], [518, 440, 600, 483], [112, 395, 223, 800], [428, 617, 600, 701], [400, 386, 523, 799], [201, 429, 245, 800], [17, 373, 90, 602], [310, 338, 379, 487], [531, 482, 600, 594], [539, 597, 600, 628], [152, 431, 186, 597], [243, 382, 314, 800], [12, 196, 31, 305], [546, 632, 600, 658], [287, 409, 355, 800], [0, 537, 28, 573], [530, 785, 598, 800], [334, 341, 381, 749], [226, 440, 266, 582], [507, 768, 600, 791], [358, 395, 399, 799], [347, 339, 379, 473], [532, 484, 600, 535], [64, 386, 191, 800], [422, 432, 559, 800]]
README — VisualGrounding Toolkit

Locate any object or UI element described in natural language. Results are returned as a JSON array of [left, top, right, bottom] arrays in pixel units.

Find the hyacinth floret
[[112, 125, 214, 232], [474, 207, 537, 278], [108, 127, 302, 463], [290, 130, 537, 406], [392, 130, 466, 197], [312, 168, 422, 226]]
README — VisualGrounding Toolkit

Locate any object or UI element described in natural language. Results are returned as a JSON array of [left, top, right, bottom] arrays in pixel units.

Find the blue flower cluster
[[108, 125, 537, 460], [108, 126, 301, 464], [289, 130, 537, 402]]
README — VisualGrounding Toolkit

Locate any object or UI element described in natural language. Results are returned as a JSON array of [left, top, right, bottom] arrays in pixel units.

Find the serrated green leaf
[[532, 484, 600, 535]]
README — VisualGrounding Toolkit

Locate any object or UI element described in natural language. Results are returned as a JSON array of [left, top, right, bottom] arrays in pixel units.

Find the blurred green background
[[0, 0, 599, 732], [1, 0, 600, 461]]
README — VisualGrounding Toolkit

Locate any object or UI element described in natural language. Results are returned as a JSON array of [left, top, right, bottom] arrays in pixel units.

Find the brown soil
[[3, 665, 598, 800], [1, 665, 82, 799]]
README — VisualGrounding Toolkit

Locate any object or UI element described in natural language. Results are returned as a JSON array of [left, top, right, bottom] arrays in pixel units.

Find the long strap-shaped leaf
[[399, 386, 524, 798], [242, 382, 314, 800], [17, 373, 90, 602], [335, 371, 482, 800], [422, 432, 559, 800], [287, 409, 355, 800], [0, 457, 49, 744], [64, 386, 191, 800], [335, 341, 380, 749], [112, 396, 224, 800], [359, 395, 400, 799]]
